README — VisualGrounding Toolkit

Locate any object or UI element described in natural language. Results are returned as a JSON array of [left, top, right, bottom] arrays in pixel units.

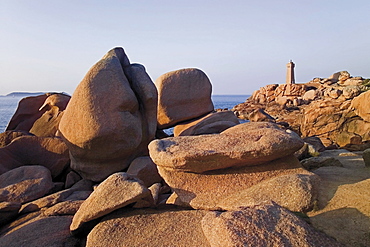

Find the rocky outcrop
[[6, 93, 70, 133], [155, 68, 214, 129], [233, 71, 370, 149], [59, 48, 158, 182]]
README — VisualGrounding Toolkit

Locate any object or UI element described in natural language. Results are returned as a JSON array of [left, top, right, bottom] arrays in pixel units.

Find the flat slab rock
[[149, 122, 304, 173], [86, 207, 210, 247], [70, 172, 150, 235]]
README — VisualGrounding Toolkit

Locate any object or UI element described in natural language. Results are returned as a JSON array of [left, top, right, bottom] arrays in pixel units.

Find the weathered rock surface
[[127, 156, 162, 187], [159, 155, 315, 210], [174, 111, 239, 136], [307, 149, 370, 246], [301, 156, 343, 170], [70, 172, 150, 235], [201, 202, 343, 247], [43, 200, 84, 216], [86, 207, 210, 247], [350, 89, 370, 122], [0, 136, 70, 178], [20, 179, 93, 214], [155, 68, 214, 129], [59, 47, 158, 182], [0, 166, 53, 204], [217, 173, 320, 212], [149, 122, 304, 173]]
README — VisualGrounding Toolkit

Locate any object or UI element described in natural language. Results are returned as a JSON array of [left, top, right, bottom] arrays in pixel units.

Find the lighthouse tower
[[286, 60, 295, 84]]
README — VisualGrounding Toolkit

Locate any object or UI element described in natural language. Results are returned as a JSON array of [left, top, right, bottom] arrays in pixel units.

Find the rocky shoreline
[[0, 47, 369, 246]]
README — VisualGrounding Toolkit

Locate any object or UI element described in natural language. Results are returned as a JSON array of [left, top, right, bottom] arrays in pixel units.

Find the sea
[[0, 94, 250, 133]]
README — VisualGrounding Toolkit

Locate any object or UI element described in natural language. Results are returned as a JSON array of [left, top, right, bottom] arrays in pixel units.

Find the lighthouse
[[286, 60, 295, 84]]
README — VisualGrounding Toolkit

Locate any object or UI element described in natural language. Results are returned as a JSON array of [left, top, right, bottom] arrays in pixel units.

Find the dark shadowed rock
[[0, 214, 82, 247], [0, 136, 70, 178], [6, 93, 70, 132], [0, 130, 33, 148], [43, 200, 84, 216], [0, 201, 21, 225]]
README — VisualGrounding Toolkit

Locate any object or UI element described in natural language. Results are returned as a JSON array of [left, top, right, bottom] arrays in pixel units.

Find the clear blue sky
[[1, 0, 369, 95]]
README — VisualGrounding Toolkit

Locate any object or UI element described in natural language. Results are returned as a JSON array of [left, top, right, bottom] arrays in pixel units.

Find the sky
[[1, 0, 369, 95]]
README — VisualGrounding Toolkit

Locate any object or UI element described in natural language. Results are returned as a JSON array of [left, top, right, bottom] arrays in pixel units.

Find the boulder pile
[[233, 71, 370, 150], [1, 47, 368, 246]]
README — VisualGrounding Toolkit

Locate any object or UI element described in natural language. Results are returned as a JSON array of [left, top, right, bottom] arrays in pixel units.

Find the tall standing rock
[[155, 68, 214, 129], [59, 48, 158, 182]]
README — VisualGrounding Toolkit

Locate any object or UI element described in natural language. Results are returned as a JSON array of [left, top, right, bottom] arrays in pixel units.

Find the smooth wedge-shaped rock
[[70, 172, 150, 235]]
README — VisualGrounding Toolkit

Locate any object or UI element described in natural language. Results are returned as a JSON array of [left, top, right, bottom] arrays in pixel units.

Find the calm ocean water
[[0, 94, 249, 133]]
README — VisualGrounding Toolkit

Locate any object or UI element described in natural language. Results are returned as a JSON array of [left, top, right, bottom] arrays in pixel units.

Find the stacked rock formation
[[149, 122, 319, 212]]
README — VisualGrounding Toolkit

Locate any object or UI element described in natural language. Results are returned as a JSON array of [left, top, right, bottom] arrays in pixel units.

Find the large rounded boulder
[[155, 68, 214, 129], [59, 47, 158, 182]]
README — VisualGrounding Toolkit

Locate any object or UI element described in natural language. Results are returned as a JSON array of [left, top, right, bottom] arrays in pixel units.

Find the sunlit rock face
[[59, 47, 158, 182], [155, 68, 214, 129]]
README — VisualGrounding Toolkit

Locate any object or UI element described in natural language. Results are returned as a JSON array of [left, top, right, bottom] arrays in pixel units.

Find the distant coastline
[[1, 92, 249, 97], [0, 92, 46, 97], [0, 92, 71, 97]]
